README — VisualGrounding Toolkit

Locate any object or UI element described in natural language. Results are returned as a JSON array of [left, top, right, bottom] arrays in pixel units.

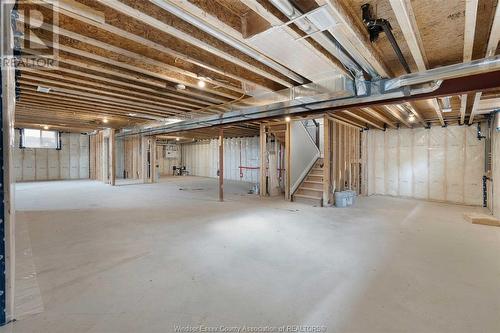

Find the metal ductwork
[[440, 96, 452, 112], [117, 54, 500, 138], [361, 3, 411, 74], [269, 0, 368, 93]]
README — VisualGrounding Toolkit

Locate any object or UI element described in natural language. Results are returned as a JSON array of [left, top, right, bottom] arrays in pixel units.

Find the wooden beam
[[318, 0, 390, 77], [219, 127, 224, 202], [20, 80, 188, 116], [21, 74, 197, 113], [464, 0, 479, 62], [259, 123, 267, 197], [327, 113, 364, 129], [383, 105, 412, 128], [388, 1, 446, 126], [467, 3, 500, 124], [460, 0, 479, 122], [460, 94, 468, 125], [389, 0, 428, 71], [95, 0, 294, 88], [343, 110, 384, 130], [468, 92, 483, 124], [323, 116, 331, 205], [486, 3, 500, 57], [21, 66, 210, 108], [21, 69, 200, 111], [430, 99, 446, 126], [37, 0, 274, 93], [404, 103, 426, 126], [360, 107, 397, 129]]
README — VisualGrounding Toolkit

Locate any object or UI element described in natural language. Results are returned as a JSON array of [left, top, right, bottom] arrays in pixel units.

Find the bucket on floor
[[334, 191, 349, 208], [346, 190, 357, 205]]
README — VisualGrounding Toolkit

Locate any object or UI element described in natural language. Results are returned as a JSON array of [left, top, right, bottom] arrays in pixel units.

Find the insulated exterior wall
[[181, 137, 259, 183], [366, 125, 485, 205], [13, 131, 90, 182]]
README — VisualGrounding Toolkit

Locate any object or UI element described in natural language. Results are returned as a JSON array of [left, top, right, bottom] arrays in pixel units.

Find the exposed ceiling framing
[[12, 0, 500, 136]]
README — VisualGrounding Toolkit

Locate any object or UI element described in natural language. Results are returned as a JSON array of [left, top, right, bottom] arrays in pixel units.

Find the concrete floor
[[2, 176, 500, 333]]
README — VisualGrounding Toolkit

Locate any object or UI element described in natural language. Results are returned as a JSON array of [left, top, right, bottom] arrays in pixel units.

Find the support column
[[109, 129, 115, 186], [259, 123, 267, 196], [219, 127, 224, 202], [141, 136, 148, 183], [150, 138, 157, 183], [323, 116, 331, 206], [1, 1, 16, 323], [285, 122, 291, 201]]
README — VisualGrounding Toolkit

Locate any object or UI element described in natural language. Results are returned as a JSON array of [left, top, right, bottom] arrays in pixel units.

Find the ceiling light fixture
[[285, 116, 291, 122], [197, 79, 206, 88], [36, 86, 51, 93], [176, 83, 186, 90], [408, 114, 416, 123], [43, 125, 49, 130], [103, 118, 109, 124], [176, 137, 180, 141], [128, 113, 137, 117]]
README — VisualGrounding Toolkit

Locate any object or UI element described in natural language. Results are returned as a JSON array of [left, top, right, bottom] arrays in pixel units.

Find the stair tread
[[294, 193, 322, 200], [304, 180, 323, 184], [299, 187, 323, 192]]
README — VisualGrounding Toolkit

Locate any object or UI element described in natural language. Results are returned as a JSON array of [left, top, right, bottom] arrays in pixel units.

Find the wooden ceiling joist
[[384, 105, 412, 128], [21, 68, 207, 110], [36, 0, 278, 93], [95, 0, 294, 88], [19, 80, 200, 117], [360, 107, 397, 129], [20, 89, 171, 119], [342, 110, 384, 130]]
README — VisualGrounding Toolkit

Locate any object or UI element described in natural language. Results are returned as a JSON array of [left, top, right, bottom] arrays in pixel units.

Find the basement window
[[20, 129, 61, 149]]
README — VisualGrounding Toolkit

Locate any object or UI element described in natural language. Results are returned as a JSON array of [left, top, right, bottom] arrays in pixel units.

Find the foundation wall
[[366, 124, 485, 206], [13, 131, 90, 182]]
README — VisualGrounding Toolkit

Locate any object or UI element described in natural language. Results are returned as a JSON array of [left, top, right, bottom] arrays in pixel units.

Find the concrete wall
[[14, 131, 90, 182], [492, 114, 500, 218], [366, 124, 485, 206], [181, 137, 259, 183]]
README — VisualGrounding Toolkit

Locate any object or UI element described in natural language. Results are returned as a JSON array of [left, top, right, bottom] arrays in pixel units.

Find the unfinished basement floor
[[2, 177, 500, 333]]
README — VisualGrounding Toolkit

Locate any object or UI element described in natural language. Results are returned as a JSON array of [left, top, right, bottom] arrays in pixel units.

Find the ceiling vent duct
[[440, 96, 452, 113], [361, 3, 411, 74]]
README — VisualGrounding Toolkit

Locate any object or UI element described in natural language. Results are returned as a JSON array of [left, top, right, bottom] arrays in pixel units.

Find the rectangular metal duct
[[247, 26, 341, 83]]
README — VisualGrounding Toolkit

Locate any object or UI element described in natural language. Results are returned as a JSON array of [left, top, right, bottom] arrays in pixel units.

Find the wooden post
[[285, 122, 291, 201], [259, 123, 267, 196], [150, 138, 157, 183], [219, 127, 224, 202], [141, 136, 148, 183], [109, 129, 116, 185], [323, 116, 331, 206]]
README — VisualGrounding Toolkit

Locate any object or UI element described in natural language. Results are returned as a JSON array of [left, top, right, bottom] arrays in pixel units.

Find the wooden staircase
[[292, 158, 324, 206]]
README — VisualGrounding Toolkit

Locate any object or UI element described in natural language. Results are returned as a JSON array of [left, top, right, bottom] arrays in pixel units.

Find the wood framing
[[323, 116, 331, 205], [259, 123, 267, 197], [109, 129, 116, 186], [219, 127, 224, 202]]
